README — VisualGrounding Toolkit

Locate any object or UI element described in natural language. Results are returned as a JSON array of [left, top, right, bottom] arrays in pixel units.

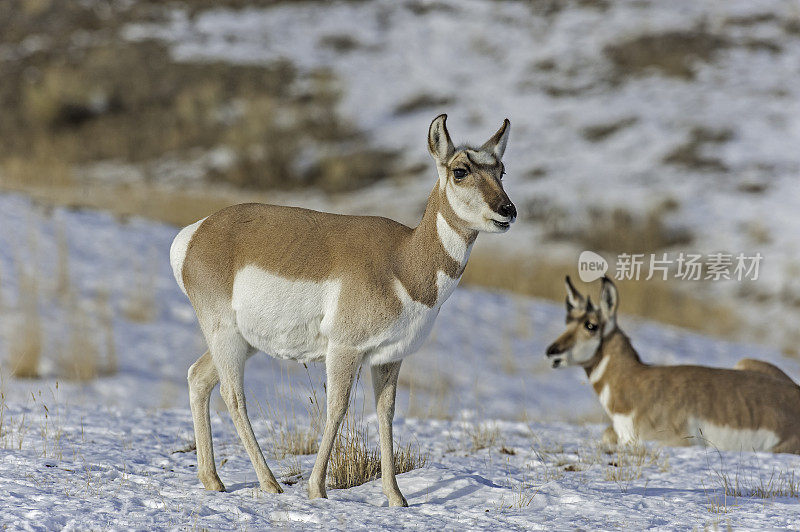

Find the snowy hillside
[[120, 0, 800, 349], [2, 193, 800, 528]]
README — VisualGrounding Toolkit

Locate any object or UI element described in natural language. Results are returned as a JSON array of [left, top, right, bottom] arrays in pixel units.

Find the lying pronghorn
[[170, 115, 516, 506], [546, 276, 800, 453]]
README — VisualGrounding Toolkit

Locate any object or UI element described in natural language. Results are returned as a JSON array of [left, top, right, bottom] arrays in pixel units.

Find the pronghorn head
[[428, 114, 516, 233], [546, 276, 619, 369]]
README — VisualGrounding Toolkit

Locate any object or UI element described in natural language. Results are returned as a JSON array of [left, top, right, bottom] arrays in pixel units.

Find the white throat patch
[[436, 212, 470, 265], [589, 355, 610, 384]]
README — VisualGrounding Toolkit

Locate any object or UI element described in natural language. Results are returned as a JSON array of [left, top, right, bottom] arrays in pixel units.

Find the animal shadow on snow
[[403, 474, 503, 506]]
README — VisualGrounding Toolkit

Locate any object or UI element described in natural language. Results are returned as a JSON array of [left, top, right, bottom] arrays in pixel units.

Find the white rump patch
[[687, 418, 780, 452], [169, 216, 207, 296], [231, 266, 340, 362], [436, 212, 470, 265]]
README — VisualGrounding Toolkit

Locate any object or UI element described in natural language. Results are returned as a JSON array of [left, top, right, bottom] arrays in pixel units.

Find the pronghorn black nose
[[498, 202, 516, 219], [546, 343, 562, 356]]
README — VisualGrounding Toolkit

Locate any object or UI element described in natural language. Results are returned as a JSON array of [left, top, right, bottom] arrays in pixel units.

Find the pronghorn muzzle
[[546, 339, 570, 368], [493, 201, 517, 229]]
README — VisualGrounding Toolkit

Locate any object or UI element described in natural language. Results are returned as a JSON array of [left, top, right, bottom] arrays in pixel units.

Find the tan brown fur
[[547, 277, 800, 453], [172, 114, 514, 506], [734, 358, 797, 385], [182, 181, 479, 342]]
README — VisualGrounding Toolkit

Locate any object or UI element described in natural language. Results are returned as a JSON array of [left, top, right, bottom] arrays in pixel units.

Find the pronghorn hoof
[[199, 473, 226, 492], [308, 485, 327, 500], [388, 495, 408, 507], [261, 482, 284, 494]]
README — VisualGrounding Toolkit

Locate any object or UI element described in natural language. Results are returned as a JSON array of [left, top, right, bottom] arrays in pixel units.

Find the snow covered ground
[[4, 406, 800, 530], [2, 193, 800, 528]]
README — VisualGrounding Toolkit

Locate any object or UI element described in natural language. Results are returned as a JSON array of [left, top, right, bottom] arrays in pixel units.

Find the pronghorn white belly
[[366, 270, 459, 366], [231, 266, 341, 363], [686, 417, 780, 452]]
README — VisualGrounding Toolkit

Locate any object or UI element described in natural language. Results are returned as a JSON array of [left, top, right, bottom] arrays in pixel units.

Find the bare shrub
[[327, 413, 428, 490]]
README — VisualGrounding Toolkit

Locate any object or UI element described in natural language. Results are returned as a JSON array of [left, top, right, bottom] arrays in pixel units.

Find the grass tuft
[[8, 267, 42, 379], [327, 413, 428, 490]]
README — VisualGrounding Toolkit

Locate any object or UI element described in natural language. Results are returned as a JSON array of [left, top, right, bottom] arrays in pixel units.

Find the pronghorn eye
[[452, 168, 468, 180], [584, 321, 598, 332]]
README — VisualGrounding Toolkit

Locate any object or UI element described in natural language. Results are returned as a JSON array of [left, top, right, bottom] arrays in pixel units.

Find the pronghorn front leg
[[309, 346, 362, 500], [371, 361, 408, 507]]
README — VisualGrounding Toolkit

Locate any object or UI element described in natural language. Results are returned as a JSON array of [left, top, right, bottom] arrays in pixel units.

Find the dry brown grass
[[603, 443, 666, 484], [461, 252, 740, 339], [547, 201, 690, 255], [400, 359, 453, 420], [663, 127, 733, 172], [95, 288, 117, 377], [0, 2, 406, 209], [466, 422, 501, 452], [327, 412, 428, 490], [57, 289, 117, 382], [605, 30, 730, 81], [8, 267, 42, 379], [5, 214, 117, 382], [0, 179, 245, 228], [121, 252, 157, 323], [58, 298, 102, 382]]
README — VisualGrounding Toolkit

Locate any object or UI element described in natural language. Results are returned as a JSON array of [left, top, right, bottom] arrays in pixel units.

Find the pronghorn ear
[[599, 276, 619, 323], [565, 275, 585, 312], [481, 118, 510, 160], [428, 114, 455, 164]]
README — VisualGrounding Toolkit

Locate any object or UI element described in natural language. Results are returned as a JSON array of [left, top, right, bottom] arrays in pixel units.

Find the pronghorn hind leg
[[188, 351, 224, 491], [309, 345, 361, 500], [371, 361, 407, 507], [212, 332, 282, 493]]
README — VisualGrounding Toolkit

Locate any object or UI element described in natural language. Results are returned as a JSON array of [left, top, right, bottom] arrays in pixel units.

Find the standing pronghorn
[[546, 276, 800, 453], [169, 115, 516, 506]]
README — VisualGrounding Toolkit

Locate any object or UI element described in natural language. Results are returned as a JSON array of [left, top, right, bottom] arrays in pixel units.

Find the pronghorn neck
[[395, 183, 478, 307], [415, 181, 478, 263], [585, 328, 643, 386]]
